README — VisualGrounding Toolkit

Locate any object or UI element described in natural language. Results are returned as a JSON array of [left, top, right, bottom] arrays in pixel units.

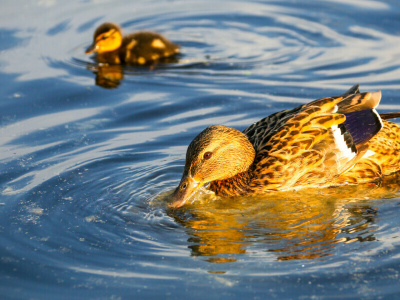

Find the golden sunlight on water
[[167, 172, 400, 262]]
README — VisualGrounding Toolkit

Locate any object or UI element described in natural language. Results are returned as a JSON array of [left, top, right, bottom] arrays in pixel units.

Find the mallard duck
[[170, 85, 400, 208], [85, 22, 179, 65]]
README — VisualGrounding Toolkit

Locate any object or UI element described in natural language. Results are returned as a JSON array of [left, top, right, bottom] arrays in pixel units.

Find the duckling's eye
[[96, 35, 108, 42], [181, 182, 188, 190], [203, 152, 212, 160]]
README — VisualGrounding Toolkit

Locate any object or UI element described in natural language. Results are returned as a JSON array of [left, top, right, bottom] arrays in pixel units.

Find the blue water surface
[[1, 0, 400, 299]]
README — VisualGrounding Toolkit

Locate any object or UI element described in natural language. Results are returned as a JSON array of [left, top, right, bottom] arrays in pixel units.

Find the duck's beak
[[85, 43, 98, 54], [169, 175, 202, 209]]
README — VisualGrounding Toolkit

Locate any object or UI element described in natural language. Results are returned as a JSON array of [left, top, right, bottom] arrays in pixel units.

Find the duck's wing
[[246, 87, 383, 191], [244, 84, 361, 151]]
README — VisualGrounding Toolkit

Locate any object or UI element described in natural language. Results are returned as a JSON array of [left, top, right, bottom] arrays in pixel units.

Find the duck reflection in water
[[170, 173, 400, 262]]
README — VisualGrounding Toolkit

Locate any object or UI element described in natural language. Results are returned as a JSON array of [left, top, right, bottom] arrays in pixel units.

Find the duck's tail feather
[[379, 112, 400, 120], [340, 84, 360, 98]]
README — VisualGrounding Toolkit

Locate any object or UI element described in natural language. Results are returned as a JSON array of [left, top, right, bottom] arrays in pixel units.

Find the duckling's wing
[[247, 89, 383, 191]]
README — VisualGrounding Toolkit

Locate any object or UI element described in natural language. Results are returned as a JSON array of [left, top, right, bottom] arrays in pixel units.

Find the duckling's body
[[171, 85, 400, 208], [86, 23, 179, 65]]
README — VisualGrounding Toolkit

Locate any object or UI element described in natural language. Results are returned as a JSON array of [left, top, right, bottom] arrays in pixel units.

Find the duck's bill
[[169, 176, 202, 209], [85, 43, 97, 54]]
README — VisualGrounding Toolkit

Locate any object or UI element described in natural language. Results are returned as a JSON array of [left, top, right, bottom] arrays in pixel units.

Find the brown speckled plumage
[[170, 85, 400, 208]]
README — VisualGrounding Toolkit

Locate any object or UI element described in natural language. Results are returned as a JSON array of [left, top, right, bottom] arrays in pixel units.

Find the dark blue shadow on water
[[0, 29, 28, 51]]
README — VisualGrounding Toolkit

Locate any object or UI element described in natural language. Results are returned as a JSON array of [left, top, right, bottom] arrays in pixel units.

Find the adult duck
[[170, 85, 400, 208], [85, 22, 179, 65]]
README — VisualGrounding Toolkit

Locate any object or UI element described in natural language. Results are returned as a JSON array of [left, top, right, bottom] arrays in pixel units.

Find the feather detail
[[241, 86, 399, 192], [343, 109, 382, 145], [338, 91, 381, 113]]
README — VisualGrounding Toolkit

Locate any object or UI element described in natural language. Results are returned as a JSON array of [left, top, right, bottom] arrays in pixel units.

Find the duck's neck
[[209, 168, 254, 197]]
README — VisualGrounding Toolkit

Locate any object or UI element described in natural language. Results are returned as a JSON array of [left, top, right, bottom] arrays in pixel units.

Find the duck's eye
[[203, 152, 212, 160], [181, 182, 188, 190]]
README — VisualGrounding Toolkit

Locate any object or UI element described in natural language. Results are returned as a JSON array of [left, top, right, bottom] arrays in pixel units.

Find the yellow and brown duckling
[[170, 85, 400, 208], [85, 22, 179, 65]]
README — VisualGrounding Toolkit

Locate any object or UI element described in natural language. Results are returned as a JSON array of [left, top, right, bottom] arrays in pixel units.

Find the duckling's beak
[[85, 43, 98, 54], [169, 175, 201, 209]]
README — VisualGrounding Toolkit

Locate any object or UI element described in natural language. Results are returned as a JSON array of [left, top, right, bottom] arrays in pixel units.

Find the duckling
[[170, 85, 400, 208], [85, 22, 179, 65]]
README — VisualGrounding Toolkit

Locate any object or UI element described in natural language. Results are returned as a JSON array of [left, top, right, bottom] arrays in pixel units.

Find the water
[[1, 0, 400, 299]]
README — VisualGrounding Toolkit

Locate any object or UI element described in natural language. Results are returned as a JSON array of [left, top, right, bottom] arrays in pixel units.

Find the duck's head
[[85, 23, 123, 54], [170, 125, 255, 208]]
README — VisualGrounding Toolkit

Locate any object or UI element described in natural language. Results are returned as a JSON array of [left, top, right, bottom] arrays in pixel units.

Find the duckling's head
[[170, 125, 255, 208], [85, 23, 123, 54]]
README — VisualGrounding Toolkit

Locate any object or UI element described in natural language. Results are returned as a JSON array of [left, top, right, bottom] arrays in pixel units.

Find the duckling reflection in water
[[170, 85, 400, 209], [90, 65, 123, 89], [85, 22, 180, 66]]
